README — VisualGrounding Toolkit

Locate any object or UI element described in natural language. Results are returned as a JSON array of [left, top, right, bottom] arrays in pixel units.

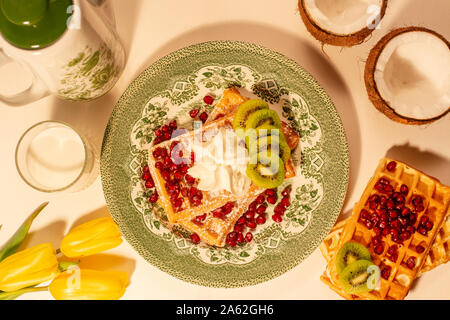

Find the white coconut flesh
[[374, 31, 450, 120], [303, 0, 383, 35]]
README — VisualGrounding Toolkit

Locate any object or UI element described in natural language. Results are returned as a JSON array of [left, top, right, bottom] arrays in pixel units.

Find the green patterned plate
[[101, 41, 349, 287]]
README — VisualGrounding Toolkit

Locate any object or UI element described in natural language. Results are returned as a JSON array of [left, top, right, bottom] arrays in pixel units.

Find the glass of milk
[[15, 121, 98, 193]]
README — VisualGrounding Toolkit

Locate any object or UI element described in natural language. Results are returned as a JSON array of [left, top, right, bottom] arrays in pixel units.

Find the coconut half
[[365, 27, 450, 125], [298, 0, 388, 46]]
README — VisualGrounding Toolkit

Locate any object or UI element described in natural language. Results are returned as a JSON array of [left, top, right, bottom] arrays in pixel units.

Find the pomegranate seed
[[409, 212, 417, 224], [369, 201, 378, 210], [234, 224, 243, 233], [248, 201, 258, 212], [400, 231, 410, 241], [213, 210, 224, 219], [412, 196, 423, 206], [272, 214, 283, 223], [145, 179, 155, 189], [256, 215, 266, 225], [419, 216, 429, 225], [400, 184, 409, 195], [379, 196, 387, 206], [416, 245, 425, 253], [175, 198, 183, 208], [360, 209, 370, 220], [163, 132, 171, 140], [425, 221, 433, 231], [390, 228, 399, 237], [378, 178, 390, 185], [265, 189, 276, 196], [155, 161, 164, 170], [387, 245, 397, 256], [378, 221, 387, 230], [389, 253, 399, 262], [227, 232, 237, 241], [364, 220, 374, 230], [199, 112, 208, 123], [383, 184, 394, 193], [415, 204, 425, 212], [154, 128, 162, 136], [281, 197, 290, 207], [236, 216, 246, 225], [386, 199, 395, 209], [194, 214, 206, 223], [169, 120, 177, 129], [149, 192, 159, 203], [190, 233, 200, 244], [236, 233, 244, 243], [281, 187, 291, 197], [203, 95, 214, 105], [174, 171, 184, 181], [185, 174, 195, 184], [141, 171, 151, 181], [395, 195, 405, 205], [375, 183, 384, 192], [418, 227, 427, 236], [274, 204, 285, 215], [256, 195, 265, 204], [390, 219, 400, 229], [374, 244, 384, 255], [267, 196, 277, 204], [381, 266, 391, 280], [406, 226, 415, 234], [161, 170, 170, 181], [246, 219, 257, 229], [386, 161, 397, 172], [226, 238, 236, 247], [244, 211, 255, 220], [406, 256, 416, 269], [162, 125, 170, 133], [369, 194, 380, 203], [189, 109, 200, 118], [389, 209, 399, 219], [245, 232, 253, 243], [372, 236, 382, 245], [400, 207, 410, 217], [256, 205, 267, 215], [398, 217, 409, 226]]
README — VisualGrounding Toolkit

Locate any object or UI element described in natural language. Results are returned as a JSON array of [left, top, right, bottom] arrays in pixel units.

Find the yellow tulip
[[49, 269, 129, 300], [0, 243, 59, 292], [60, 217, 122, 258]]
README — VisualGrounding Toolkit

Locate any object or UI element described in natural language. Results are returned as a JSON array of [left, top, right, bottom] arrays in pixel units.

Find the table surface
[[0, 0, 449, 300]]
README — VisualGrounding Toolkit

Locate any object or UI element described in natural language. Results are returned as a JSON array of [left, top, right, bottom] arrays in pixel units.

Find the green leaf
[[58, 260, 80, 272], [0, 286, 48, 300], [203, 72, 213, 78], [135, 131, 143, 139], [153, 221, 160, 230], [0, 202, 49, 262], [310, 190, 318, 198], [239, 251, 250, 258], [292, 98, 299, 108]]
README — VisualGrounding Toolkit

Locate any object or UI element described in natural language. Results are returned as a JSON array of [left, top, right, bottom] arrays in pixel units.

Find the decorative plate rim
[[101, 40, 349, 288]]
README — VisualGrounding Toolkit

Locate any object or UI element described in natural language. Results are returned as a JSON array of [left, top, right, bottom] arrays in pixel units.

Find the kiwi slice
[[233, 99, 268, 134], [255, 135, 291, 164], [336, 242, 372, 274], [245, 109, 281, 131], [246, 152, 285, 189], [245, 123, 287, 148], [339, 260, 376, 294]]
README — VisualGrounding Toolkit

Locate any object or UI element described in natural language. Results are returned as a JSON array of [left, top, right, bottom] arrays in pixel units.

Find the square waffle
[[320, 158, 450, 300], [147, 89, 298, 227]]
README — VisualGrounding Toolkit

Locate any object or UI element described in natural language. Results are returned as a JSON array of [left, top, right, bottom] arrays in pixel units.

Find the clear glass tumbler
[[15, 121, 98, 193]]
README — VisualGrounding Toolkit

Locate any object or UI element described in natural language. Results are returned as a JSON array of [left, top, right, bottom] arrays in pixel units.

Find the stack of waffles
[[147, 88, 299, 247], [320, 158, 450, 300]]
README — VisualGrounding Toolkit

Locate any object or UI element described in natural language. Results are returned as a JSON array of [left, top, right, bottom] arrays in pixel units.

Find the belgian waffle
[[321, 215, 450, 276], [321, 158, 450, 300], [148, 91, 298, 226], [176, 89, 299, 247]]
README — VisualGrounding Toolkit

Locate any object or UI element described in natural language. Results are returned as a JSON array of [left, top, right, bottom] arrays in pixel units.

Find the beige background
[[0, 0, 449, 299]]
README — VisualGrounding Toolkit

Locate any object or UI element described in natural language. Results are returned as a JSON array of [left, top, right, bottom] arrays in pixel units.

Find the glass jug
[[0, 0, 126, 105]]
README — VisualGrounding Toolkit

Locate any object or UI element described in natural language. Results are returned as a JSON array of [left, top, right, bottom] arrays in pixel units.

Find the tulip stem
[[0, 286, 49, 300]]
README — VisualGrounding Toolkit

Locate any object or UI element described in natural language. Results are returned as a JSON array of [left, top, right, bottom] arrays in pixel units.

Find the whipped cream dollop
[[187, 128, 251, 197]]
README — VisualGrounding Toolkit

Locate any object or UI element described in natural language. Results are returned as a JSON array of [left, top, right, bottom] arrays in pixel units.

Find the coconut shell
[[364, 26, 450, 125], [298, 0, 388, 47]]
